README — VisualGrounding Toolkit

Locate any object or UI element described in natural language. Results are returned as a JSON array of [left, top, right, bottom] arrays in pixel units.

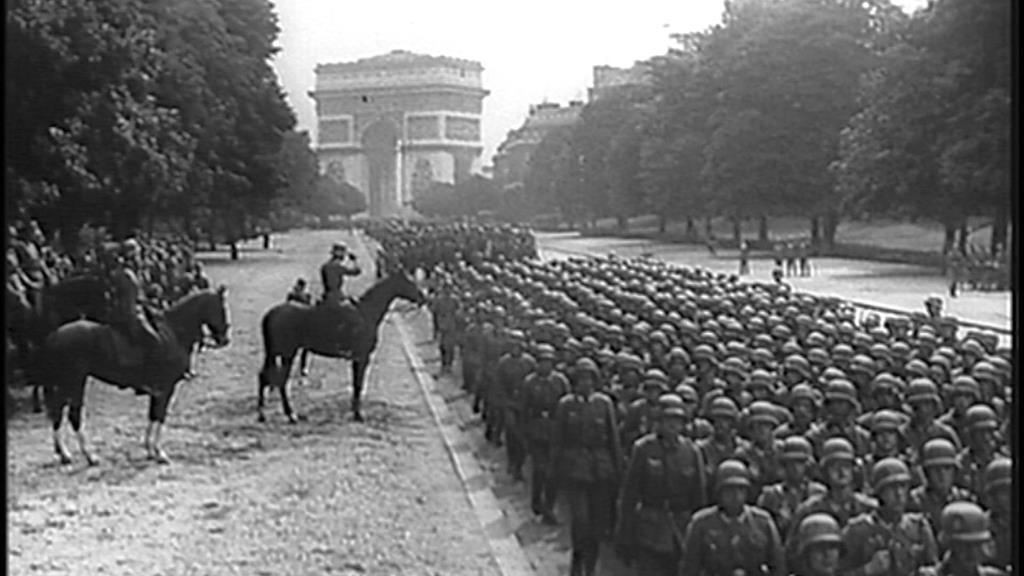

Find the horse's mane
[[356, 272, 403, 308], [166, 289, 215, 315]]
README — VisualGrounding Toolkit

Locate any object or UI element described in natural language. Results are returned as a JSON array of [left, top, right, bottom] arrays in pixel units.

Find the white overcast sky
[[270, 0, 927, 167]]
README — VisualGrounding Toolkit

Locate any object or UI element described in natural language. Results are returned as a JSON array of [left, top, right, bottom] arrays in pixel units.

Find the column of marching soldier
[[366, 221, 1013, 576]]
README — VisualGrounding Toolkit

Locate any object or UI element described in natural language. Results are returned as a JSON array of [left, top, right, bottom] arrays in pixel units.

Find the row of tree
[[515, 0, 1010, 255], [6, 0, 353, 251]]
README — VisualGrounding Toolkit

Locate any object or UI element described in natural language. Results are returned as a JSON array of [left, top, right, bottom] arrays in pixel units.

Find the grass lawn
[[589, 215, 1006, 254]]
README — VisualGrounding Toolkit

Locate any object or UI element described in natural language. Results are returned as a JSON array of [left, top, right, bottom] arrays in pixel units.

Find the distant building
[[309, 50, 489, 217], [588, 62, 651, 101], [492, 101, 584, 191]]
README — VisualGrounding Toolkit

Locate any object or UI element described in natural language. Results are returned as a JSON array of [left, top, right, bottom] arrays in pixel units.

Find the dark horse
[[258, 270, 426, 423], [7, 274, 108, 412], [41, 286, 230, 465]]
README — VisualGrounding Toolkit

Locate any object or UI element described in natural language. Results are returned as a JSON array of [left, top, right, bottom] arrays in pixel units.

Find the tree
[[309, 175, 367, 221], [698, 0, 887, 246]]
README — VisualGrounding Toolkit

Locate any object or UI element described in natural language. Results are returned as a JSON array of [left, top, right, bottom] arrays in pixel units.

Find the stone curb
[[394, 318, 536, 576]]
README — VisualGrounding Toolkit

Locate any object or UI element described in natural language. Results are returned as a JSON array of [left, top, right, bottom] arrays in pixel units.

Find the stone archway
[[361, 120, 400, 217]]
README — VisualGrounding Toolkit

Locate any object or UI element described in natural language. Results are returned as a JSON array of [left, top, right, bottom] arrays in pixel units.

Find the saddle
[[105, 315, 178, 368]]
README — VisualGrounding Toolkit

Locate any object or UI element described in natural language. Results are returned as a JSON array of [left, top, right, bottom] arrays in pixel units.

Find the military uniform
[[840, 510, 938, 576], [430, 289, 460, 371], [757, 478, 827, 537], [521, 365, 570, 517], [617, 426, 708, 575], [494, 348, 536, 477], [552, 387, 622, 576], [681, 504, 787, 576]]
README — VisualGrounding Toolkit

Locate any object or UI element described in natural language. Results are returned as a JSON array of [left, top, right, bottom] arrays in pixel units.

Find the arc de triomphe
[[309, 50, 489, 217]]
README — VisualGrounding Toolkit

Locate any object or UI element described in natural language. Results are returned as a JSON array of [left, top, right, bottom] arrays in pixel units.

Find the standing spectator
[[785, 242, 798, 277], [739, 241, 751, 276], [799, 242, 812, 277]]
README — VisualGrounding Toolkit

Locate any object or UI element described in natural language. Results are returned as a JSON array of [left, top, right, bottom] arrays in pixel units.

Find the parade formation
[[366, 220, 1013, 576]]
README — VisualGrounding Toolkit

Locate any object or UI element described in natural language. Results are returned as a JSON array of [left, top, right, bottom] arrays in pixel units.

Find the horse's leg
[[144, 420, 157, 459], [32, 383, 43, 413], [257, 356, 275, 423], [67, 396, 99, 466], [299, 349, 310, 377], [351, 357, 367, 422], [46, 385, 73, 464], [147, 394, 174, 465], [279, 353, 298, 424]]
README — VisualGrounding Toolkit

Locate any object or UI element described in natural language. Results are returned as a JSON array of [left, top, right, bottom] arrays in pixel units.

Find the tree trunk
[[617, 215, 628, 232], [262, 233, 270, 249], [823, 210, 839, 249], [991, 211, 1008, 257], [810, 217, 821, 247], [208, 235, 217, 252], [658, 214, 667, 234], [704, 216, 713, 238], [731, 217, 742, 245], [686, 218, 695, 237], [758, 215, 769, 243], [942, 223, 957, 256], [957, 219, 969, 256], [229, 241, 239, 261]]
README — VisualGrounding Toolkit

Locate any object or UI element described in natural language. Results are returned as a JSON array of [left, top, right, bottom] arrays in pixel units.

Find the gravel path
[[7, 229, 500, 576]]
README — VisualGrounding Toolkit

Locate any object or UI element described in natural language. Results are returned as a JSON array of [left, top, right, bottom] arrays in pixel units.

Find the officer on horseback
[[320, 242, 362, 348], [110, 239, 161, 355]]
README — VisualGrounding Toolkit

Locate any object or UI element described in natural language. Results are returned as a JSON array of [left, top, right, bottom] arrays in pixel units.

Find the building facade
[[309, 50, 488, 217], [492, 101, 584, 192]]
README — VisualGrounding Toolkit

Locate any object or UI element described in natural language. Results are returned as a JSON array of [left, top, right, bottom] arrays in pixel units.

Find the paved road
[[536, 232, 1011, 335], [7, 230, 501, 576]]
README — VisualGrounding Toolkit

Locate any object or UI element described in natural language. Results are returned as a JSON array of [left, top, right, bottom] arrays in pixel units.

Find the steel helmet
[[658, 393, 687, 419], [789, 383, 821, 406], [781, 436, 815, 463], [748, 369, 775, 390], [781, 340, 803, 358], [807, 348, 830, 367], [939, 502, 991, 544], [796, 513, 844, 558], [983, 458, 1012, 493], [534, 343, 558, 361], [642, 368, 670, 389], [784, 355, 812, 378], [806, 331, 828, 348], [745, 401, 780, 427], [961, 339, 985, 358], [906, 378, 942, 406], [820, 367, 847, 384], [871, 458, 913, 492], [707, 396, 740, 421], [667, 347, 691, 366], [920, 438, 959, 469], [871, 373, 902, 397], [850, 354, 877, 375], [824, 379, 860, 408], [674, 383, 699, 404], [950, 375, 981, 400], [971, 361, 998, 383], [904, 359, 931, 378], [870, 409, 906, 434], [648, 330, 669, 346], [820, 437, 856, 468], [832, 343, 855, 360], [715, 459, 752, 490], [619, 353, 644, 371], [721, 356, 749, 375], [965, 405, 999, 432], [572, 357, 601, 379], [693, 344, 717, 362]]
